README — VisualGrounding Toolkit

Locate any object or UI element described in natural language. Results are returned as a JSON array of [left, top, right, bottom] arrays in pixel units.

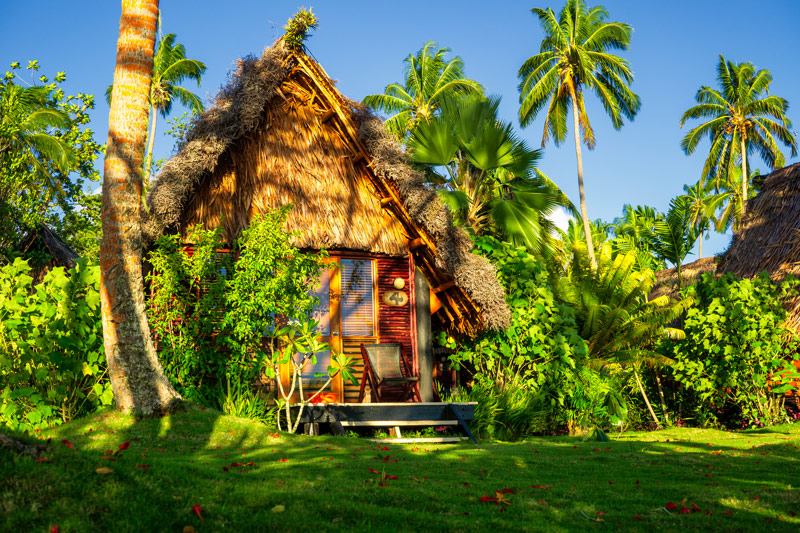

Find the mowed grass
[[2, 407, 799, 532]]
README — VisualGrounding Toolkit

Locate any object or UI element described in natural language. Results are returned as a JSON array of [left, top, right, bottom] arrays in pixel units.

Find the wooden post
[[415, 267, 434, 402]]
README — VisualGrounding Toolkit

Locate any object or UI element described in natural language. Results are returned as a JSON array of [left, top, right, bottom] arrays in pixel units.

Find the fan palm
[[680, 56, 797, 219], [407, 94, 567, 254], [363, 41, 484, 141], [107, 33, 206, 185], [518, 0, 640, 268]]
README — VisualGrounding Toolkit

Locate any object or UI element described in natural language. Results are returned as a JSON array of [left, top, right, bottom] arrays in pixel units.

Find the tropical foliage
[[0, 258, 112, 432], [443, 236, 593, 438], [147, 206, 349, 419], [0, 61, 102, 257], [518, 0, 641, 266], [681, 55, 797, 219], [667, 272, 800, 428], [363, 41, 484, 140], [407, 94, 568, 254]]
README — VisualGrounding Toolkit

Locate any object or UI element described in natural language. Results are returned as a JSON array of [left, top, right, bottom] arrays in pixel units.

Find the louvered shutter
[[340, 259, 374, 337]]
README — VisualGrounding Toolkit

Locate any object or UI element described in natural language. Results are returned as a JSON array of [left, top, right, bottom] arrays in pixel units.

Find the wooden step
[[339, 420, 459, 427], [370, 437, 469, 444]]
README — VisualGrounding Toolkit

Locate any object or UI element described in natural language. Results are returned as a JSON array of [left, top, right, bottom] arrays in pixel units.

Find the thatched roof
[[18, 224, 79, 269], [652, 162, 800, 331], [719, 162, 800, 331], [143, 39, 510, 334], [650, 256, 719, 300]]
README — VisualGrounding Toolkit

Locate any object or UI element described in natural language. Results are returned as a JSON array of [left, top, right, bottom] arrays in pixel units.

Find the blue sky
[[3, 1, 799, 258]]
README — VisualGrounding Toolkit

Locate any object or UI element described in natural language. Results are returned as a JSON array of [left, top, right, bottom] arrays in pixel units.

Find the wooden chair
[[358, 343, 421, 403]]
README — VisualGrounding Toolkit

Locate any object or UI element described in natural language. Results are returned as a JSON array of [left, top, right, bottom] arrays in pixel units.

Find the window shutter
[[340, 259, 374, 336]]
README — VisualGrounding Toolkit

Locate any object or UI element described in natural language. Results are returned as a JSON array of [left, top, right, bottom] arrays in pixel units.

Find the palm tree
[[363, 41, 484, 140], [0, 82, 76, 196], [101, 0, 181, 415], [518, 0, 641, 268], [681, 56, 797, 219], [556, 247, 689, 426], [651, 196, 701, 290], [407, 94, 565, 254], [609, 205, 664, 272], [107, 32, 206, 185], [681, 181, 725, 258]]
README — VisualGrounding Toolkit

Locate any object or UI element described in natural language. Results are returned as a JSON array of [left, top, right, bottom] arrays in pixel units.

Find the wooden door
[[337, 258, 378, 402], [279, 256, 378, 403]]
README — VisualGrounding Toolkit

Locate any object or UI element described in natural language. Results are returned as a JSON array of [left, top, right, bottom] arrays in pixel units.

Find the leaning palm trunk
[[100, 0, 181, 415], [570, 86, 597, 269], [144, 103, 158, 187], [634, 369, 661, 427]]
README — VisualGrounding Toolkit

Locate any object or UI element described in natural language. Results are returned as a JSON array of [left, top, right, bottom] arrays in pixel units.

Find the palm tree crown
[[107, 32, 206, 185], [517, 0, 640, 269], [518, 0, 640, 147], [363, 41, 484, 141], [680, 56, 797, 218]]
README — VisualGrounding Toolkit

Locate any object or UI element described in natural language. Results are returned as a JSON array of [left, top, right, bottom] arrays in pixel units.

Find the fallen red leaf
[[36, 458, 53, 463], [462, 482, 470, 487], [608, 481, 615, 485], [634, 514, 643, 521], [724, 510, 733, 515], [61, 440, 75, 450], [368, 468, 380, 474], [269, 433, 279, 438], [596, 511, 606, 516], [118, 441, 130, 452], [479, 495, 498, 503], [665, 502, 678, 511], [50, 526, 58, 533], [278, 458, 288, 462], [136, 464, 150, 470], [680, 506, 691, 514], [222, 466, 229, 472], [378, 482, 388, 487], [691, 503, 701, 513], [635, 480, 640, 486], [705, 509, 713, 515], [191, 504, 204, 521], [539, 499, 548, 505], [752, 496, 759, 501], [531, 484, 551, 489], [384, 475, 398, 480]]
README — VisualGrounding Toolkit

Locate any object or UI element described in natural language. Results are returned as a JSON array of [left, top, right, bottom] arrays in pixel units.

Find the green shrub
[[667, 272, 800, 428], [0, 258, 112, 431], [147, 206, 326, 411], [444, 237, 596, 437]]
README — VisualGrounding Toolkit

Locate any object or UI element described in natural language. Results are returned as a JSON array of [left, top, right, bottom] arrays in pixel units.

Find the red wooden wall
[[376, 255, 414, 365]]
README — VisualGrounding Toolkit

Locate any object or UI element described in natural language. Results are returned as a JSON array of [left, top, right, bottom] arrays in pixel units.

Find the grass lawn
[[2, 407, 799, 532]]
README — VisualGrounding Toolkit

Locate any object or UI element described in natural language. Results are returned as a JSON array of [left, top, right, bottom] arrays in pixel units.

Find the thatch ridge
[[143, 39, 511, 333]]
